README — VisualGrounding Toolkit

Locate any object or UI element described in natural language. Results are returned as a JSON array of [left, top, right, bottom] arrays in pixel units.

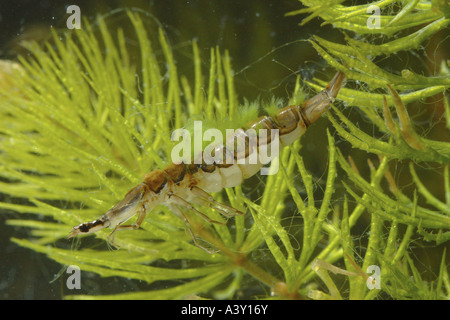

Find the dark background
[[0, 0, 447, 299], [0, 0, 335, 300]]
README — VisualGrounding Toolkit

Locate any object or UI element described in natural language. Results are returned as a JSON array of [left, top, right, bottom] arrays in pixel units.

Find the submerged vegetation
[[0, 1, 449, 299]]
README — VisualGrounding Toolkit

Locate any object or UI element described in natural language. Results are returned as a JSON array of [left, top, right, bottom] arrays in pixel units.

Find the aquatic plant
[[1, 1, 449, 299]]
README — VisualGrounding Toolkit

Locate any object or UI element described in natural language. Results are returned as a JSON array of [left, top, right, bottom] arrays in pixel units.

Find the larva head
[[301, 71, 346, 125], [68, 183, 148, 240], [68, 219, 107, 238]]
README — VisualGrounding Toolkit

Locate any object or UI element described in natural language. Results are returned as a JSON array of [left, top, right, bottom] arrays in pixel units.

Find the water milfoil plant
[[1, 1, 449, 300]]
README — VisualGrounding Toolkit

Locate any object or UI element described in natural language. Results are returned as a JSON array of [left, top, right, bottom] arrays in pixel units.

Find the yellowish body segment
[[69, 71, 346, 252]]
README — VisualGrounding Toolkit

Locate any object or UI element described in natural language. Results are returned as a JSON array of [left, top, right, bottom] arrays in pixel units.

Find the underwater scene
[[0, 0, 449, 301]]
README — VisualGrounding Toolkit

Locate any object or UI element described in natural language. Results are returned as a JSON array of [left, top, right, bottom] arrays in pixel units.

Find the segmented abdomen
[[142, 105, 307, 194], [69, 71, 346, 244], [142, 71, 345, 196]]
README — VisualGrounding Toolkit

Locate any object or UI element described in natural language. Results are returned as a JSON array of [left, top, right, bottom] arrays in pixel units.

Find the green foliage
[[1, 1, 449, 300], [288, 0, 450, 299]]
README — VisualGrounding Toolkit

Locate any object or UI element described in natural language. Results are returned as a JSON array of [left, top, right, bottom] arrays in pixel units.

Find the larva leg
[[169, 193, 226, 225], [107, 206, 146, 248], [168, 204, 217, 254], [190, 186, 245, 217], [190, 196, 236, 218]]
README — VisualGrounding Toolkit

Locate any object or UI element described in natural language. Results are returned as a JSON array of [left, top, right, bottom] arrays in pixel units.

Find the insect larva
[[69, 71, 346, 252]]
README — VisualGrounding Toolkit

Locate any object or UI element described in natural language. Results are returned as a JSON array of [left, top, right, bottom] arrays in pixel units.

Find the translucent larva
[[69, 71, 346, 253]]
